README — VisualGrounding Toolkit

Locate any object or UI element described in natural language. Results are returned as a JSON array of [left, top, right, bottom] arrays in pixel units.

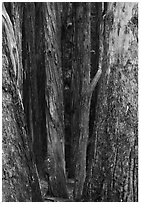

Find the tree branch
[[89, 68, 102, 94]]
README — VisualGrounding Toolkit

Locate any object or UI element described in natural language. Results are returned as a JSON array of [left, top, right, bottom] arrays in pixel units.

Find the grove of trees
[[2, 2, 138, 202]]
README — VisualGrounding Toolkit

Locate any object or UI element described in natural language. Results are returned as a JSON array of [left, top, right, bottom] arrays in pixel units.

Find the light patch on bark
[[2, 3, 20, 85], [108, 3, 138, 67]]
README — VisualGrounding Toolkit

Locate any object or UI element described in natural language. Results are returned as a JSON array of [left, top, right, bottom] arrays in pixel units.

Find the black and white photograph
[[2, 2, 138, 202]]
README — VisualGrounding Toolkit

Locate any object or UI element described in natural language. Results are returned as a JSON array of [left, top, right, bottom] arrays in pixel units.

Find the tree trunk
[[42, 2, 69, 198], [2, 3, 42, 201], [61, 2, 74, 179], [2, 2, 69, 200], [2, 2, 138, 202], [83, 2, 138, 202], [22, 2, 43, 174], [21, 2, 48, 196], [71, 3, 90, 200], [71, 3, 102, 200], [86, 2, 102, 179], [22, 2, 68, 198]]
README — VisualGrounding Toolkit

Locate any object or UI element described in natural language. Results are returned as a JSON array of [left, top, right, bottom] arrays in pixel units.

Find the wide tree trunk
[[83, 2, 138, 202], [2, 3, 42, 201], [2, 2, 69, 200]]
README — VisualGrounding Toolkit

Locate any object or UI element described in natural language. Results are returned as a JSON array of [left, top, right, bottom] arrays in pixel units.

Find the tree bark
[[71, 3, 102, 200], [83, 2, 138, 202], [2, 2, 69, 200], [42, 2, 69, 198], [2, 3, 42, 201], [2, 2, 138, 202], [22, 2, 43, 173], [61, 2, 74, 178]]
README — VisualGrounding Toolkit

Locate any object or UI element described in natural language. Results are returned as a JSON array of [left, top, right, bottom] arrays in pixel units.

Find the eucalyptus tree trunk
[[83, 2, 138, 202], [2, 3, 42, 201], [71, 3, 102, 200]]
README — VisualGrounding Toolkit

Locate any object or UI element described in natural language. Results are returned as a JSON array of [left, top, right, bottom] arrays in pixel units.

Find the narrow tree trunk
[[22, 2, 43, 173], [71, 3, 102, 200], [61, 2, 74, 178], [42, 2, 69, 198]]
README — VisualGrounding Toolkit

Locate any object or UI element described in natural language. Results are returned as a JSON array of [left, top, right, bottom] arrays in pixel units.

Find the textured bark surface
[[43, 2, 69, 198], [83, 2, 138, 202], [71, 3, 102, 200], [71, 3, 91, 200], [8, 3, 23, 92], [22, 2, 68, 198], [2, 4, 42, 201], [87, 3, 102, 169], [2, 2, 68, 201], [2, 2, 138, 202], [23, 2, 42, 172]]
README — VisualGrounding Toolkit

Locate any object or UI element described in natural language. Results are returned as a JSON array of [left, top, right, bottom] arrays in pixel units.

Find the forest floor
[[44, 179, 75, 202]]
